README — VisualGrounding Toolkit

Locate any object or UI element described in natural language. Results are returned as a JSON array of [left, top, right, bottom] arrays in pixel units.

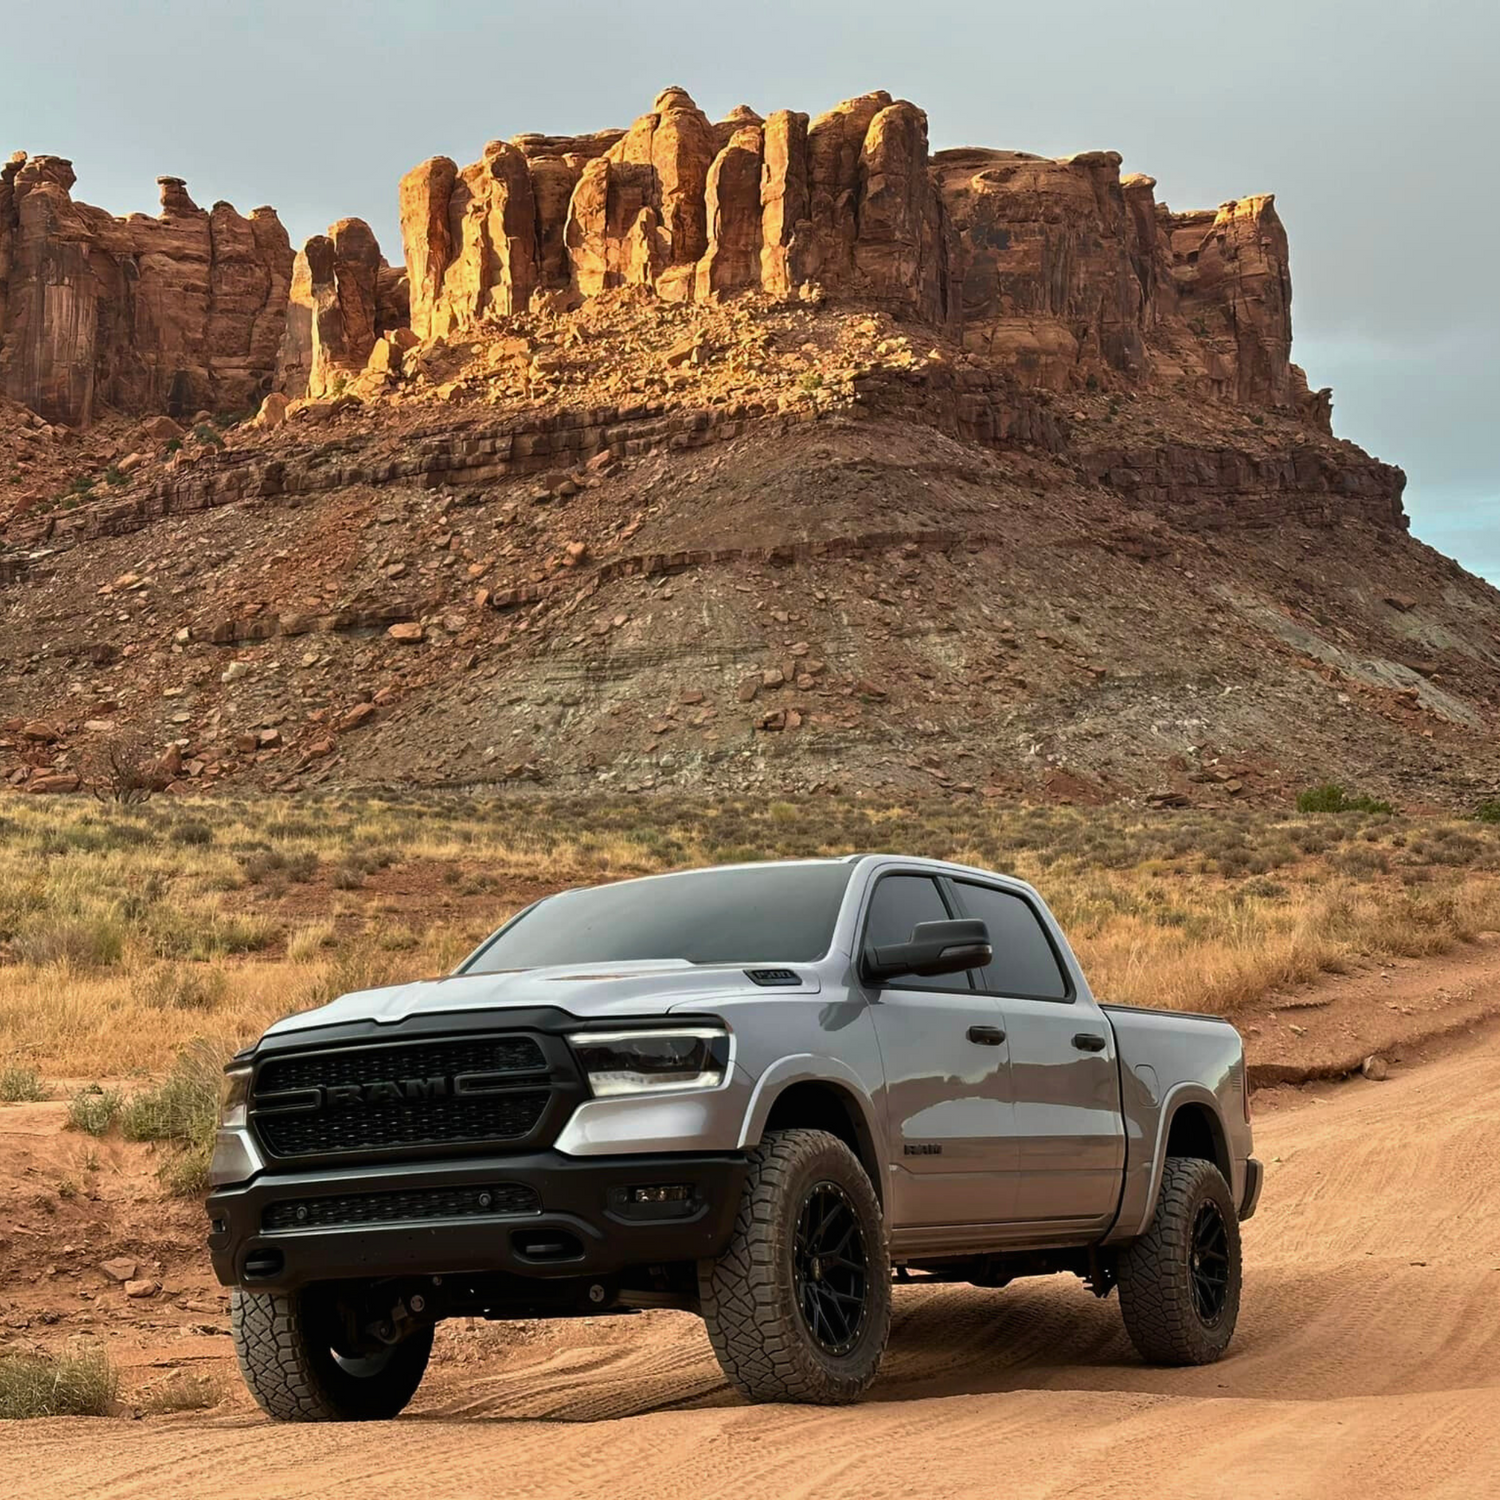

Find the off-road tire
[[699, 1127, 890, 1404], [231, 1286, 434, 1421], [1117, 1155, 1242, 1365]]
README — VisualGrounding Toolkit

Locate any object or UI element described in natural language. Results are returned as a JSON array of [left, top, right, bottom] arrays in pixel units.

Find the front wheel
[[699, 1128, 890, 1404], [231, 1286, 433, 1421], [1117, 1155, 1242, 1365]]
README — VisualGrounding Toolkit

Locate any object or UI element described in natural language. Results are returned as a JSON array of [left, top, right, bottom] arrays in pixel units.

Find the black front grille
[[262, 1182, 541, 1232], [257, 1090, 551, 1157], [251, 1033, 556, 1160], [256, 1036, 546, 1094]]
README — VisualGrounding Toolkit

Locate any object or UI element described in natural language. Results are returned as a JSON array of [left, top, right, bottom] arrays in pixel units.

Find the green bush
[[1475, 800, 1500, 824], [1296, 783, 1394, 815], [0, 1347, 118, 1418], [0, 1065, 48, 1102], [122, 1041, 221, 1147], [67, 1087, 124, 1137]]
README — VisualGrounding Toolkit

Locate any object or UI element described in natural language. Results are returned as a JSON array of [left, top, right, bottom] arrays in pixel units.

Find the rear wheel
[[699, 1128, 890, 1404], [231, 1285, 433, 1421], [1117, 1155, 1242, 1365]]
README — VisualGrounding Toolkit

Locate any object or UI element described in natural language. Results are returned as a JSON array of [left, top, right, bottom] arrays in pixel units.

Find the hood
[[262, 959, 821, 1036]]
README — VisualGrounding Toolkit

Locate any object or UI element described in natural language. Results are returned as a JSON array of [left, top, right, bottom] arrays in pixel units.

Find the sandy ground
[[6, 959, 1500, 1496]]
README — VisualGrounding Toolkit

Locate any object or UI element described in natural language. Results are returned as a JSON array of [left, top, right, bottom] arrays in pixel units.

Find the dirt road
[[8, 1022, 1500, 1496]]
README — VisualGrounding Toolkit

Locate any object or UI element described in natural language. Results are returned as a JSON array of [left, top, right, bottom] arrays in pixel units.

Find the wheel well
[[762, 1082, 883, 1205], [1164, 1102, 1231, 1182]]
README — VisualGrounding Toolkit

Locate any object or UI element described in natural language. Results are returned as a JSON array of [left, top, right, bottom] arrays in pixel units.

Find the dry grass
[[0, 1345, 118, 1418], [137, 1368, 221, 1416], [1, 793, 1498, 1087]]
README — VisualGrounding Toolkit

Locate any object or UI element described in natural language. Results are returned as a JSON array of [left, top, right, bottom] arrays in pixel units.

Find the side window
[[954, 883, 1070, 1001], [862, 874, 971, 991]]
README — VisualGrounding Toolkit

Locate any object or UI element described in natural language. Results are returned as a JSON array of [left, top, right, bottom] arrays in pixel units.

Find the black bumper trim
[[1239, 1156, 1263, 1221], [207, 1150, 748, 1293]]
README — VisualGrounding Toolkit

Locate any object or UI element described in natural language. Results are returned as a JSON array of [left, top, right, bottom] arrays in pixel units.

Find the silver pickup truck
[[208, 855, 1261, 1418]]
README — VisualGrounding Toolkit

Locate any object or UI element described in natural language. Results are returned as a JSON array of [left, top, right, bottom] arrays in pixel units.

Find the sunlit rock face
[[0, 153, 292, 426]]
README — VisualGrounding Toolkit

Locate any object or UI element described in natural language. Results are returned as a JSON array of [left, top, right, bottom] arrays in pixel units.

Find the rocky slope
[[1, 89, 1496, 807]]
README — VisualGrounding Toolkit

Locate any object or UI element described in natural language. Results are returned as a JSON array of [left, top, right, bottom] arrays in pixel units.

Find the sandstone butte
[[6, 86, 1498, 807], [394, 87, 1324, 421], [0, 152, 292, 428], [4, 86, 1322, 429]]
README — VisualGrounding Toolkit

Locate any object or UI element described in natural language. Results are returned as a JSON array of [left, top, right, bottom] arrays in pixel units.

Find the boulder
[[253, 392, 290, 429]]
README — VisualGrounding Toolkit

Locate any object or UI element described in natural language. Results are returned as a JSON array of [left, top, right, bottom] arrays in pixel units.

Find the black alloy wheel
[[793, 1180, 869, 1355], [1188, 1199, 1231, 1325]]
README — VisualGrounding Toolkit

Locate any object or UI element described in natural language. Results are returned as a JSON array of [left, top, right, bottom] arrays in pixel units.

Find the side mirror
[[863, 918, 992, 984]]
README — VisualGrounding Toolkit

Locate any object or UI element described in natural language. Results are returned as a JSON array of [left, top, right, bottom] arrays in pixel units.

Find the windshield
[[460, 862, 855, 971]]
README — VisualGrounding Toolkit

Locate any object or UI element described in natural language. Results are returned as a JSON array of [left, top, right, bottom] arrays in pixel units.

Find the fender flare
[[737, 1053, 886, 1164], [1130, 1081, 1232, 1239]]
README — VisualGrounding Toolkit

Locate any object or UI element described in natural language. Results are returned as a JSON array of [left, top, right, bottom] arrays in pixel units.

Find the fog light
[[609, 1183, 700, 1221], [631, 1184, 691, 1204]]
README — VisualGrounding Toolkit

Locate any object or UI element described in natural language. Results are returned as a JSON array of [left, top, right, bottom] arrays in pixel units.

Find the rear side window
[[953, 883, 1070, 1001], [861, 874, 970, 991]]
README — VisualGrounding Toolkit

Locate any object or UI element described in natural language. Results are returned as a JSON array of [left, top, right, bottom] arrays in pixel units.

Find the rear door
[[859, 871, 1018, 1230], [948, 880, 1125, 1227]]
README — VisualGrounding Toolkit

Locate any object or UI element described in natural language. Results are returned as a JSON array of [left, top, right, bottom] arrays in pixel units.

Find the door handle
[[1072, 1032, 1106, 1053], [967, 1025, 1006, 1046]]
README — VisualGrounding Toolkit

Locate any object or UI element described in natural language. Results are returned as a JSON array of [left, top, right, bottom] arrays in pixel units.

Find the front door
[[860, 872, 1018, 1230], [947, 879, 1125, 1226]]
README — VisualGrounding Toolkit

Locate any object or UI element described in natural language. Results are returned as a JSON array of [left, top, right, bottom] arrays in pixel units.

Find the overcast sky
[[4, 0, 1494, 582]]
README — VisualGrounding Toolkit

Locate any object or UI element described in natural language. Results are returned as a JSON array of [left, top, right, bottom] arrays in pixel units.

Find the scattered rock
[[337, 703, 377, 731]]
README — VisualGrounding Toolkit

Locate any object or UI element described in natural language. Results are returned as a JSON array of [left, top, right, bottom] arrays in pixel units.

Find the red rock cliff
[[399, 89, 1327, 424], [0, 152, 292, 427]]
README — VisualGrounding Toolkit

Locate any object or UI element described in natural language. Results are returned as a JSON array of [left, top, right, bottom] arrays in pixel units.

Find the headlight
[[219, 1064, 252, 1129], [567, 1028, 730, 1098]]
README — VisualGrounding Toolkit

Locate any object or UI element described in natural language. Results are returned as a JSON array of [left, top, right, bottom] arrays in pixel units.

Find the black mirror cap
[[864, 918, 992, 983]]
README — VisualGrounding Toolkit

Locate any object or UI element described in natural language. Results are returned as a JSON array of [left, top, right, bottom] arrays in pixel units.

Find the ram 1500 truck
[[208, 855, 1261, 1417]]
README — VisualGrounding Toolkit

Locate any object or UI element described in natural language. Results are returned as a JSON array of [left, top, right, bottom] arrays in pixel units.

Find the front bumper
[[206, 1149, 748, 1293], [1239, 1156, 1264, 1221]]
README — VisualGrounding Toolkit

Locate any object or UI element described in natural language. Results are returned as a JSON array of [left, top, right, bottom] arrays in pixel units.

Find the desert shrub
[[1329, 844, 1390, 877], [0, 1347, 118, 1418], [85, 729, 159, 805], [146, 906, 277, 960], [0, 1064, 48, 1102], [133, 962, 229, 1011], [168, 819, 214, 847], [11, 913, 125, 969], [1296, 783, 1394, 815], [1474, 800, 1500, 824], [240, 846, 317, 884], [122, 1040, 224, 1194], [192, 423, 224, 448], [122, 1041, 221, 1146], [67, 1087, 125, 1136]]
